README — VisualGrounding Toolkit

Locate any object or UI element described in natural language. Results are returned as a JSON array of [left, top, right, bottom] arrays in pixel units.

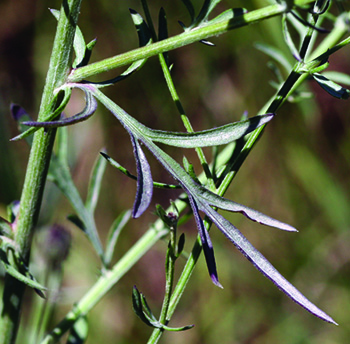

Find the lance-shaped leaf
[[148, 114, 274, 148], [282, 14, 301, 61], [129, 134, 154, 218], [188, 194, 222, 288], [200, 202, 337, 324], [100, 151, 180, 189], [197, 185, 297, 232], [85, 151, 107, 214], [85, 85, 336, 323], [313, 73, 350, 99], [105, 210, 132, 267], [22, 89, 97, 128], [255, 43, 292, 73]]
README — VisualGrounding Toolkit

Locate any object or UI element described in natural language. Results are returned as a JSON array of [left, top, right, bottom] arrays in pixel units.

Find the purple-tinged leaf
[[201, 202, 337, 325], [129, 134, 153, 218], [188, 195, 222, 288], [22, 90, 97, 128], [198, 186, 297, 232]]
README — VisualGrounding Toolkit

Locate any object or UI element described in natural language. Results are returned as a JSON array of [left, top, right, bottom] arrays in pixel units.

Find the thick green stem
[[68, 4, 288, 82], [0, 1, 82, 343]]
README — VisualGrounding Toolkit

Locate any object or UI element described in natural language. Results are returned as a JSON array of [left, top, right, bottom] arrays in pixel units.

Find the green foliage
[[1, 0, 350, 343]]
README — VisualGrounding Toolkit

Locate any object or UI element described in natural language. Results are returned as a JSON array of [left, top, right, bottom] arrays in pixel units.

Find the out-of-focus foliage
[[1, 0, 350, 343]]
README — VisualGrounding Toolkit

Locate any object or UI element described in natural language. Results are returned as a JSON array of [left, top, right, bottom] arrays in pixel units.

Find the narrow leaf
[[282, 14, 301, 61], [201, 203, 337, 324], [149, 114, 274, 148], [100, 152, 180, 189], [85, 151, 107, 214], [129, 134, 153, 218], [198, 186, 298, 232], [0, 249, 46, 294], [105, 210, 132, 266], [313, 73, 350, 99], [49, 154, 105, 262], [22, 89, 97, 128], [188, 195, 222, 288], [255, 43, 292, 72]]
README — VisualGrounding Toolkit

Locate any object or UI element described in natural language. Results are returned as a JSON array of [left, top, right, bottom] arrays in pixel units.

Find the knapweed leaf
[[201, 203, 337, 324], [0, 248, 46, 295], [85, 151, 107, 214], [76, 38, 97, 68], [132, 286, 154, 327], [197, 186, 298, 232], [100, 152, 180, 189], [195, 0, 223, 26], [50, 8, 86, 69], [313, 73, 350, 99], [22, 89, 97, 128], [282, 14, 301, 61], [206, 8, 247, 26], [105, 210, 132, 267], [188, 194, 222, 288], [86, 11, 151, 86], [130, 134, 153, 218], [149, 114, 274, 148], [322, 71, 350, 86], [66, 315, 89, 344], [49, 154, 105, 263], [255, 42, 292, 73], [180, 0, 195, 24]]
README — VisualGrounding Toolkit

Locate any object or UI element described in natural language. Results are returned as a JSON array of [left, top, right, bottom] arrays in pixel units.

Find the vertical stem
[[0, 1, 82, 343]]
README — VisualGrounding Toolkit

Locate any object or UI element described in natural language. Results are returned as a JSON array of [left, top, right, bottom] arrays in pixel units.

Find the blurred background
[[1, 0, 350, 343]]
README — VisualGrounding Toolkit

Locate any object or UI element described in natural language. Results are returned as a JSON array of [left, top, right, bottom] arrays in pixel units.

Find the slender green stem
[[147, 225, 177, 344], [0, 1, 82, 343], [146, 5, 350, 341], [40, 222, 170, 344], [68, 4, 288, 82]]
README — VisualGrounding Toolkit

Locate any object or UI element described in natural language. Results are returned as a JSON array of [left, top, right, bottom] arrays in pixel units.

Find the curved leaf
[[22, 89, 97, 128], [129, 134, 153, 218], [201, 203, 337, 325]]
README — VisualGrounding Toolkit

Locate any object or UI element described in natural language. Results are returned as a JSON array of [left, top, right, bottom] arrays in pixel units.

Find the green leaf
[[282, 14, 301, 61], [49, 153, 104, 263], [322, 71, 350, 86], [148, 114, 274, 148], [206, 8, 247, 26], [85, 151, 107, 214], [0, 243, 46, 295], [313, 72, 350, 99], [50, 8, 87, 69], [105, 210, 131, 267], [255, 42, 292, 72]]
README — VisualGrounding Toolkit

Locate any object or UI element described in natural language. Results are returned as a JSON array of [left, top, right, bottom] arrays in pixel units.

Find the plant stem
[[68, 3, 288, 82], [0, 1, 82, 343], [40, 222, 170, 344]]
